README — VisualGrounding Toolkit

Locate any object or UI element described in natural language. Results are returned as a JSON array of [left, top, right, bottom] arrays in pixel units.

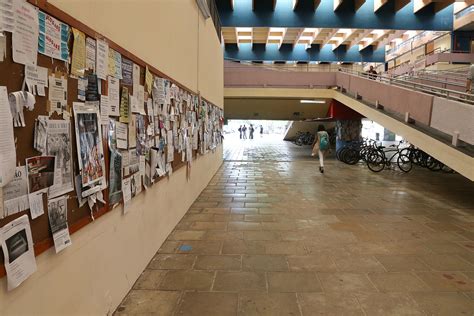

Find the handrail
[[224, 59, 362, 73], [339, 68, 474, 106]]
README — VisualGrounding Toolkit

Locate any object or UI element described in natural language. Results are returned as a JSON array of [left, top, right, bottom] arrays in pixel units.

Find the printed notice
[[116, 121, 128, 149], [3, 166, 29, 216], [96, 39, 108, 80], [133, 63, 140, 85], [85, 37, 96, 71], [71, 28, 86, 77], [12, 1, 38, 66], [107, 76, 120, 116], [48, 75, 68, 114], [47, 196, 71, 253], [145, 66, 153, 93], [100, 95, 110, 125], [108, 48, 122, 79], [122, 177, 131, 213], [122, 57, 133, 85], [0, 86, 16, 188], [119, 86, 130, 123], [38, 11, 69, 61], [25, 65, 48, 96], [0, 215, 37, 291]]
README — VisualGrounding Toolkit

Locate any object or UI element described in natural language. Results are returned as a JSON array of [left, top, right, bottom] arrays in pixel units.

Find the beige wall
[[0, 0, 224, 315]]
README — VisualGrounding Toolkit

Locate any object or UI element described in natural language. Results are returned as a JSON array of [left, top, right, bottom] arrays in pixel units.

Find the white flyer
[[122, 177, 131, 214], [0, 0, 14, 32], [85, 37, 96, 71], [132, 63, 140, 85], [0, 86, 16, 188], [134, 84, 145, 114], [0, 214, 37, 291], [107, 76, 120, 116], [12, 1, 38, 66], [3, 166, 29, 216], [100, 95, 110, 125], [46, 120, 74, 198], [96, 38, 108, 80], [25, 65, 48, 96], [47, 196, 71, 253], [116, 121, 128, 149], [48, 75, 68, 114]]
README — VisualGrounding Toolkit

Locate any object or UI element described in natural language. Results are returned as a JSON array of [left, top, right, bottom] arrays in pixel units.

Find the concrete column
[[335, 119, 363, 152]]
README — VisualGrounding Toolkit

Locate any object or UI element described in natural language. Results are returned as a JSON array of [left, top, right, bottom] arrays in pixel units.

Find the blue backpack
[[319, 132, 329, 150]]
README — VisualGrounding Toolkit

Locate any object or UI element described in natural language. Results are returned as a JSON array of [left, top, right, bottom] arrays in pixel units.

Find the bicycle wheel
[[427, 157, 443, 171], [397, 154, 412, 173], [366, 151, 385, 172], [344, 148, 360, 165], [295, 138, 303, 146]]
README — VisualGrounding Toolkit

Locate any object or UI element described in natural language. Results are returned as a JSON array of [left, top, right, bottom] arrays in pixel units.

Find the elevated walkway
[[225, 65, 474, 180]]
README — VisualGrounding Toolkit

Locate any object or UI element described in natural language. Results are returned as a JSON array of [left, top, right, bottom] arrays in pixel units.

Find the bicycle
[[366, 140, 412, 173]]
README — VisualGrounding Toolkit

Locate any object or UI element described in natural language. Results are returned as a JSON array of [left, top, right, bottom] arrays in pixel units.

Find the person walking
[[249, 124, 254, 139], [260, 125, 264, 137], [312, 124, 330, 173], [242, 125, 247, 139], [238, 125, 243, 139]]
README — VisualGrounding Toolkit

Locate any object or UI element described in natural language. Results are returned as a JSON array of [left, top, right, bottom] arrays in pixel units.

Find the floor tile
[[298, 292, 364, 315], [410, 292, 474, 315], [213, 271, 267, 292], [115, 290, 180, 315], [176, 292, 237, 316], [267, 272, 322, 292], [242, 255, 289, 271], [194, 255, 241, 271], [238, 293, 301, 316], [318, 273, 376, 292], [158, 270, 214, 291]]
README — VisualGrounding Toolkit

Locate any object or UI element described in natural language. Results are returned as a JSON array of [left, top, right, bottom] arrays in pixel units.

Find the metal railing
[[225, 59, 363, 73], [339, 68, 474, 105]]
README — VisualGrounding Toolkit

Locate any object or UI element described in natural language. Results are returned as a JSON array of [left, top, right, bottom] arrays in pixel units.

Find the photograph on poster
[[26, 156, 55, 194], [48, 196, 71, 253], [109, 150, 122, 205], [47, 119, 74, 198], [5, 228, 29, 264], [73, 103, 105, 187]]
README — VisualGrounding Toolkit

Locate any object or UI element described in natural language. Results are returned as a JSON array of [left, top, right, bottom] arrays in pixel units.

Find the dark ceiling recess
[[274, 61, 286, 64]]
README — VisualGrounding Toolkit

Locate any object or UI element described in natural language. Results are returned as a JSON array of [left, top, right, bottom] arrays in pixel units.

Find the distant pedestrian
[[368, 65, 377, 80], [249, 124, 255, 139], [312, 124, 330, 174], [260, 125, 263, 137], [238, 125, 243, 139], [242, 125, 247, 139]]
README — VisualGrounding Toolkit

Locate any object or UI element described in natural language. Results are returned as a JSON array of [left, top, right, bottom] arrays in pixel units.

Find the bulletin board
[[0, 0, 221, 278]]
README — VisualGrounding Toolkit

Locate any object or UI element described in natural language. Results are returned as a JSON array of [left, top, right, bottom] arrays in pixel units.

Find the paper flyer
[[48, 75, 68, 114], [119, 86, 130, 123], [0, 86, 16, 188], [85, 37, 96, 72], [145, 66, 153, 93], [25, 65, 48, 96], [38, 10, 69, 61], [71, 28, 86, 77], [3, 166, 29, 216], [96, 39, 108, 80], [12, 1, 38, 66], [108, 48, 122, 79], [47, 196, 71, 253], [116, 121, 128, 149], [107, 76, 120, 116], [121, 57, 133, 85], [0, 214, 37, 291]]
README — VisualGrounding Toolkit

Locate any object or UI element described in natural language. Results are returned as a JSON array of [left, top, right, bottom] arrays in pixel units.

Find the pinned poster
[[0, 215, 37, 291], [38, 10, 69, 61], [3, 166, 29, 216], [47, 196, 71, 253], [145, 66, 153, 93], [71, 28, 86, 77], [133, 84, 145, 114], [96, 39, 108, 80], [0, 0, 14, 32], [48, 74, 68, 114], [0, 34, 6, 62], [133, 63, 140, 85], [12, 1, 38, 66], [25, 65, 48, 96], [116, 121, 128, 149], [100, 95, 110, 125], [0, 86, 16, 188], [107, 76, 120, 116], [85, 37, 96, 71], [122, 57, 133, 85], [108, 48, 122, 79], [122, 177, 131, 213], [119, 86, 130, 123]]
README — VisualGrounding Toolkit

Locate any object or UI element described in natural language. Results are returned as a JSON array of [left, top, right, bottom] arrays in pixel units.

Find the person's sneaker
[[319, 167, 324, 174]]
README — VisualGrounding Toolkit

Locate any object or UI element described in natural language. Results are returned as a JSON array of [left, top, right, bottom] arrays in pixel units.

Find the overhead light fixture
[[300, 100, 326, 104]]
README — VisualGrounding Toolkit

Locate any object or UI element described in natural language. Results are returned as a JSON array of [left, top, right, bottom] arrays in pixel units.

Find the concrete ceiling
[[224, 97, 330, 120]]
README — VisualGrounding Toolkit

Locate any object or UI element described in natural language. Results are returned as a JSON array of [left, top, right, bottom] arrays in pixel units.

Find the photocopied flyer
[[48, 75, 68, 114], [12, 1, 38, 66], [26, 155, 56, 219], [107, 76, 120, 116], [0, 86, 16, 188], [96, 38, 108, 80], [0, 214, 37, 291], [122, 177, 131, 214], [47, 196, 71, 253], [3, 166, 30, 216]]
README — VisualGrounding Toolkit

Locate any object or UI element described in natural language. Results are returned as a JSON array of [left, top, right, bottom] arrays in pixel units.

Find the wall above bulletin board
[[0, 0, 224, 291]]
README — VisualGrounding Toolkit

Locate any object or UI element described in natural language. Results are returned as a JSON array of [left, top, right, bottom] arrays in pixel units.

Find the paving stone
[[410, 292, 474, 315], [368, 272, 430, 292], [148, 254, 196, 270], [238, 293, 300, 316], [176, 292, 238, 316], [132, 270, 166, 290], [287, 255, 338, 272], [298, 292, 364, 315], [356, 292, 425, 315], [242, 255, 288, 271], [374, 255, 430, 272], [115, 290, 180, 315], [318, 273, 376, 292], [267, 272, 322, 292], [213, 271, 267, 292], [158, 270, 214, 291], [194, 255, 241, 271], [418, 254, 474, 271]]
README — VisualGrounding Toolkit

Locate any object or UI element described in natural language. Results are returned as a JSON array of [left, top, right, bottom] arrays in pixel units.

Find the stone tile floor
[[116, 137, 474, 315]]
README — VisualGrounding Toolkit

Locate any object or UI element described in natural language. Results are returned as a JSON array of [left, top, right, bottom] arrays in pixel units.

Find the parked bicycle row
[[337, 139, 453, 173]]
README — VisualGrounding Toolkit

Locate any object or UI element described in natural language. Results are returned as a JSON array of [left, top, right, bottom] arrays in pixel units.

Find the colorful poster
[[38, 10, 69, 61], [71, 28, 86, 77], [108, 48, 122, 79], [12, 1, 38, 66], [73, 102, 106, 187], [121, 57, 133, 85]]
